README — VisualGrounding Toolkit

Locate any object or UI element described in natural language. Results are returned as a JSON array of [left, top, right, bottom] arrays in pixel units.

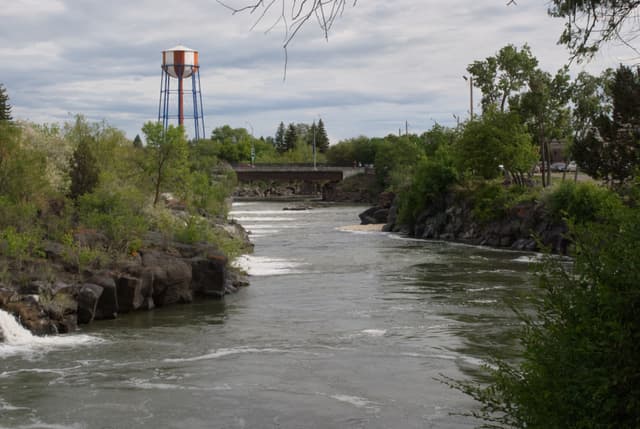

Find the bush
[[544, 181, 623, 223], [77, 187, 148, 252], [397, 158, 457, 225], [449, 204, 640, 428], [471, 182, 540, 223]]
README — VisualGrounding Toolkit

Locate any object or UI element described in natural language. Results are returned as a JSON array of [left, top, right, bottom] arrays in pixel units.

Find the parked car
[[550, 162, 566, 172], [565, 161, 577, 172]]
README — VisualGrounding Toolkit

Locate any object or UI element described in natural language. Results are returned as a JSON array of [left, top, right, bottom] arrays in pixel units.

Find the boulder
[[115, 275, 145, 313], [141, 250, 192, 306], [87, 273, 118, 320], [3, 296, 58, 336], [191, 252, 228, 298], [76, 283, 103, 324]]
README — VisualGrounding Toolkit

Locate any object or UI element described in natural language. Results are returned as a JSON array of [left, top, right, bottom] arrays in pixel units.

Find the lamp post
[[463, 75, 473, 120], [313, 116, 319, 171], [246, 121, 255, 166]]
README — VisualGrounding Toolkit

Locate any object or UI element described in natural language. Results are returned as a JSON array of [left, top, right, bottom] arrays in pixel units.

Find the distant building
[[549, 139, 568, 163]]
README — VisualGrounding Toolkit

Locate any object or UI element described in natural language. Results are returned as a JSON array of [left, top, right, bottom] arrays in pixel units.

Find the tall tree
[[511, 67, 573, 187], [69, 137, 100, 200], [548, 0, 640, 61], [467, 44, 538, 113], [0, 84, 11, 122], [284, 123, 297, 152], [132, 134, 143, 148], [141, 122, 189, 206], [316, 119, 330, 153], [275, 121, 287, 153], [573, 65, 640, 187]]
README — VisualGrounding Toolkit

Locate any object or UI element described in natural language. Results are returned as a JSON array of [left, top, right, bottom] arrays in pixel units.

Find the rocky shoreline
[[361, 192, 570, 254], [0, 220, 253, 340]]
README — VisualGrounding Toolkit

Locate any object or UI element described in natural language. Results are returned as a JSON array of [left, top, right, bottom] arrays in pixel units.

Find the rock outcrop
[[0, 224, 252, 338]]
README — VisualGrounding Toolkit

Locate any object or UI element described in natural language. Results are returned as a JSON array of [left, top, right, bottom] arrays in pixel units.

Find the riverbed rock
[[87, 272, 118, 320], [191, 252, 227, 298], [141, 250, 192, 306], [77, 283, 103, 324]]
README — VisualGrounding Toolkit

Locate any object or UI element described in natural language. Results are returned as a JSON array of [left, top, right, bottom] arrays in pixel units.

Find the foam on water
[[231, 216, 297, 222], [328, 394, 380, 412], [233, 254, 308, 276], [163, 346, 284, 363], [0, 309, 103, 358]]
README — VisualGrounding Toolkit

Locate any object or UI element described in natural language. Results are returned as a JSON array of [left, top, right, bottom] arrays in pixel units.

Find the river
[[0, 202, 540, 429]]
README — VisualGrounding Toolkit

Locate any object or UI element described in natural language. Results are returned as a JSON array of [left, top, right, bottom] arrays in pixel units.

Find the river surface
[[0, 202, 541, 429]]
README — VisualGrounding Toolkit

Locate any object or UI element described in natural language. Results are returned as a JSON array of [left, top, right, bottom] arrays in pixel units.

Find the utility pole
[[405, 120, 409, 136], [463, 75, 474, 120]]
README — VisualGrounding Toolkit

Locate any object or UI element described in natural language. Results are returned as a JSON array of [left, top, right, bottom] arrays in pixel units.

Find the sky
[[1, 0, 635, 143]]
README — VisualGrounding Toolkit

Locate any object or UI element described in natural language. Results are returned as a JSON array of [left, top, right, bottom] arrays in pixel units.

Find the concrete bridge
[[232, 165, 367, 183]]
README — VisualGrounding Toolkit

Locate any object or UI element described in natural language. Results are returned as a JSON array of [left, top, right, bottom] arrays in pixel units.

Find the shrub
[[470, 182, 539, 223], [544, 181, 623, 223], [448, 204, 640, 428], [397, 158, 457, 225], [77, 187, 148, 252]]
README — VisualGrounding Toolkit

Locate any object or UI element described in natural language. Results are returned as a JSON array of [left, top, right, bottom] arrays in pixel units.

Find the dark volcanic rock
[[87, 273, 118, 320], [77, 283, 103, 324], [141, 250, 192, 306]]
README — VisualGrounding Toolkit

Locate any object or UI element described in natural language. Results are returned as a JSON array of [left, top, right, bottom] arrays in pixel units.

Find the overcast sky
[[1, 0, 634, 143]]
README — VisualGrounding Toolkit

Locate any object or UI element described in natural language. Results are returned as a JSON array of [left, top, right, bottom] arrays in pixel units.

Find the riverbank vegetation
[[0, 108, 245, 280]]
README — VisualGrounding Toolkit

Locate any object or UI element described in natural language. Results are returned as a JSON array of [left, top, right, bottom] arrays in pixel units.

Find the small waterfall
[[0, 309, 34, 345]]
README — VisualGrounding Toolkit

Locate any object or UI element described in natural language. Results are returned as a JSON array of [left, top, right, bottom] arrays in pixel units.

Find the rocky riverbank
[[361, 191, 569, 254], [0, 220, 253, 339]]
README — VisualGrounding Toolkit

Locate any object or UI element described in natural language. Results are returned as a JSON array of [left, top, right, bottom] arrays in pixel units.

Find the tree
[[449, 202, 640, 428], [275, 121, 286, 153], [133, 134, 143, 148], [69, 137, 99, 200], [548, 0, 640, 61], [141, 122, 189, 206], [511, 67, 573, 187], [467, 44, 538, 113], [284, 123, 297, 152], [0, 84, 12, 122], [573, 65, 640, 187], [454, 109, 537, 185], [315, 118, 330, 153]]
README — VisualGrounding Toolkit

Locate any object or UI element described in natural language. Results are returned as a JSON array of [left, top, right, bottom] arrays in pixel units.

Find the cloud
[[1, 0, 633, 142]]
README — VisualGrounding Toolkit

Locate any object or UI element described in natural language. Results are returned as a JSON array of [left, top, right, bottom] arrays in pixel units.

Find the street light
[[245, 121, 255, 167], [313, 116, 319, 171], [463, 75, 474, 120]]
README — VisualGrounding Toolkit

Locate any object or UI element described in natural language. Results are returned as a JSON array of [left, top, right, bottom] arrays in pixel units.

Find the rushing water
[[0, 202, 541, 429]]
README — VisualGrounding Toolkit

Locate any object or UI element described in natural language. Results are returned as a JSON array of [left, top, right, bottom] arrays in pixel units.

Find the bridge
[[231, 165, 370, 199], [232, 165, 367, 183]]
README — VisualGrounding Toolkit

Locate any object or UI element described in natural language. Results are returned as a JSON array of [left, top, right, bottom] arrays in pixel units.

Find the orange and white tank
[[162, 45, 199, 78]]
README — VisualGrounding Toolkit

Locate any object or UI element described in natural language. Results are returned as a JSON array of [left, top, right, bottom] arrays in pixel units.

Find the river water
[[0, 202, 540, 429]]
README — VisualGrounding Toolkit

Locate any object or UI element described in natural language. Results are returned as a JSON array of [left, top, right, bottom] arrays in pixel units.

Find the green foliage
[[284, 123, 297, 152], [573, 65, 640, 187], [470, 182, 539, 223], [60, 232, 108, 272], [326, 136, 377, 166], [0, 227, 43, 261], [274, 121, 286, 153], [455, 109, 537, 184], [451, 204, 640, 428], [544, 181, 623, 224], [467, 44, 538, 112], [0, 83, 12, 122], [374, 134, 425, 188], [142, 122, 189, 206], [173, 216, 213, 244], [548, 0, 640, 60], [77, 187, 148, 252], [315, 118, 330, 153], [397, 158, 458, 225], [0, 121, 51, 204], [69, 137, 100, 200], [133, 134, 143, 148]]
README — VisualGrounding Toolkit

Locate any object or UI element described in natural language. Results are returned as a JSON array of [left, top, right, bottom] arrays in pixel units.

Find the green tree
[[467, 44, 539, 113], [284, 123, 297, 152], [455, 109, 537, 185], [0, 84, 12, 122], [573, 65, 640, 187], [275, 121, 286, 153], [69, 137, 100, 200], [511, 67, 573, 187], [315, 118, 330, 153], [451, 203, 640, 428], [141, 122, 189, 206], [548, 0, 640, 60], [133, 134, 143, 148]]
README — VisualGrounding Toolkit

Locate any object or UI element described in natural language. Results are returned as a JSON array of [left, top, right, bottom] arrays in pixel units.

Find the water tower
[[158, 45, 205, 140]]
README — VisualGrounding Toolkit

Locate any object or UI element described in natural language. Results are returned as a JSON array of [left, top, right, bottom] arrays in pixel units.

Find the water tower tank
[[162, 45, 199, 78], [158, 44, 205, 140]]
